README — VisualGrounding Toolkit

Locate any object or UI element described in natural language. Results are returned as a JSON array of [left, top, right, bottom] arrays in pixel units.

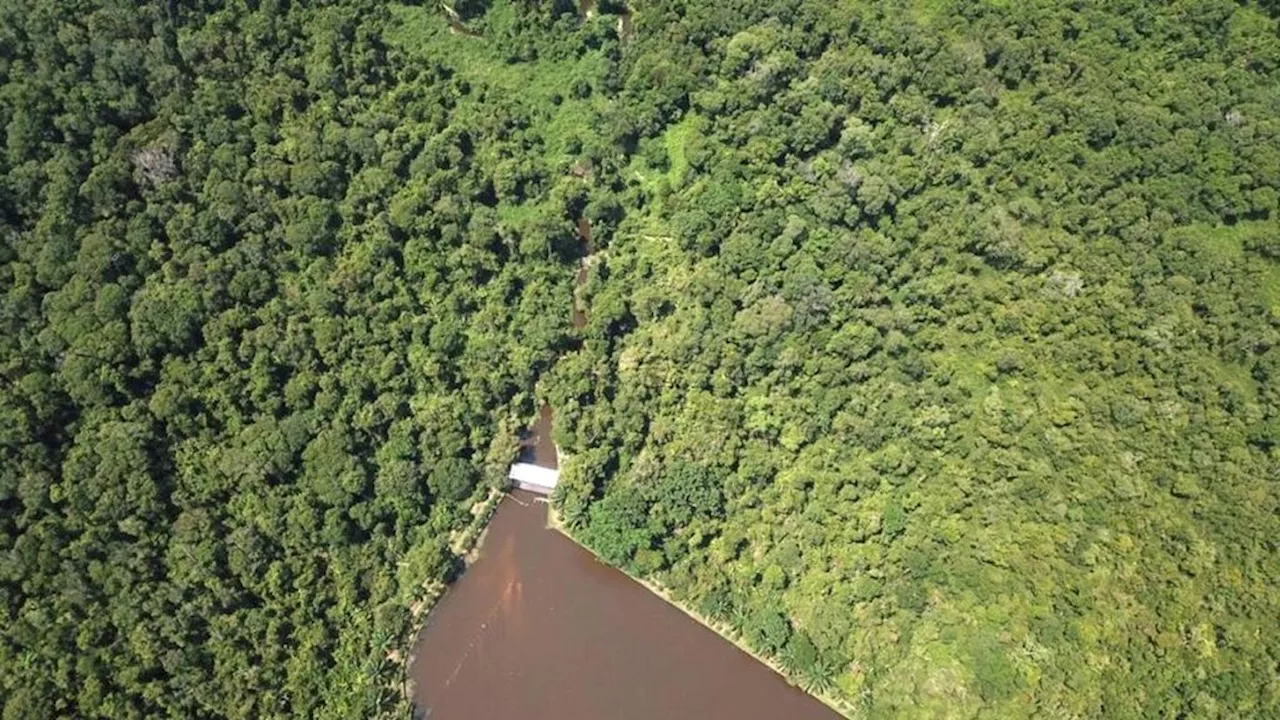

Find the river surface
[[520, 403, 558, 469], [408, 491, 842, 719]]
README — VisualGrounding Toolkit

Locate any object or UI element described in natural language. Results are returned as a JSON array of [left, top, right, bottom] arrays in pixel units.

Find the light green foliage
[[546, 0, 1280, 718], [2, 0, 1279, 718]]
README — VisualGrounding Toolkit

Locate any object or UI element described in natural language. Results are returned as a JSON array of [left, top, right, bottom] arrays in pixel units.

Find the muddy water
[[519, 403, 558, 469], [409, 491, 842, 720]]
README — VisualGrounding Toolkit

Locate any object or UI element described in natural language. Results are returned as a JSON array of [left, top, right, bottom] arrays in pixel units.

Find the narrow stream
[[617, 11, 633, 43]]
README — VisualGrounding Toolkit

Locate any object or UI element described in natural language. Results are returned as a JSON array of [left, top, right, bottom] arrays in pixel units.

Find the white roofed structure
[[508, 462, 559, 495]]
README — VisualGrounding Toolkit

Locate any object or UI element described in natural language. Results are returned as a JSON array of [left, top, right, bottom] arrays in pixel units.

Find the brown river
[[407, 491, 841, 719]]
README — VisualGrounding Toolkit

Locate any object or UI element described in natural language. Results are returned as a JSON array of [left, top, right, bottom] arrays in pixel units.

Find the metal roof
[[508, 462, 560, 492]]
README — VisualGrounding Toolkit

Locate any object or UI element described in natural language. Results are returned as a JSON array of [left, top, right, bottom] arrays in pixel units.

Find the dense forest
[[0, 0, 579, 716], [1, 0, 1277, 719]]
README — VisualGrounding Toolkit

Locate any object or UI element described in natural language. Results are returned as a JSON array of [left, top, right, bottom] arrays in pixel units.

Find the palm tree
[[799, 657, 839, 695]]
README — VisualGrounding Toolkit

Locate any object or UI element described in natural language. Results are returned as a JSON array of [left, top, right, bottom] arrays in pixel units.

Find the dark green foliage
[[744, 606, 793, 657], [3, 0, 1279, 718], [428, 457, 479, 506], [651, 461, 723, 529], [582, 483, 651, 566], [0, 0, 584, 717]]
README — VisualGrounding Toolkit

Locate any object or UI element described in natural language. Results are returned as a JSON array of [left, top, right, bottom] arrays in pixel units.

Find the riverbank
[[391, 485, 507, 718], [407, 491, 841, 719], [543, 503, 858, 719]]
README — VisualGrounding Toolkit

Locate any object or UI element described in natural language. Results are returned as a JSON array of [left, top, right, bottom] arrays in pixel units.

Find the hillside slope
[[545, 1, 1280, 717], [1, 1, 1277, 718]]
